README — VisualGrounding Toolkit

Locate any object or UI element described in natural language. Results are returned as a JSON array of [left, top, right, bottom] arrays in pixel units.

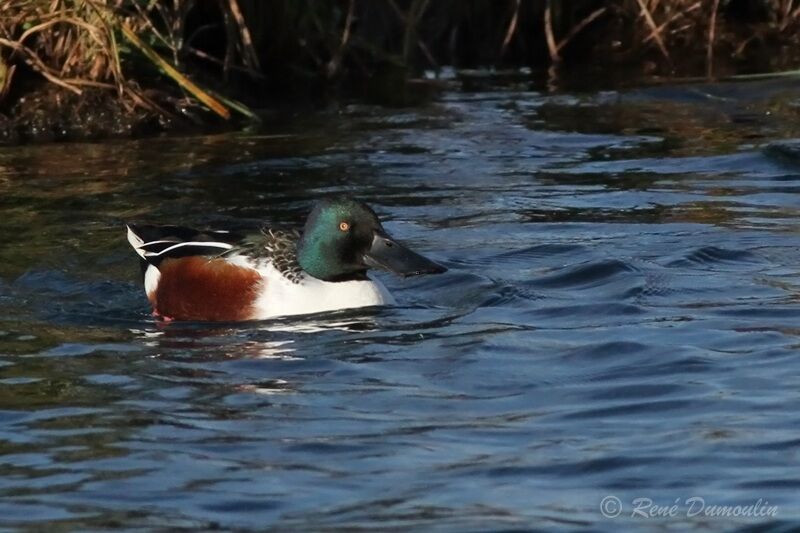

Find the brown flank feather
[[151, 257, 262, 321]]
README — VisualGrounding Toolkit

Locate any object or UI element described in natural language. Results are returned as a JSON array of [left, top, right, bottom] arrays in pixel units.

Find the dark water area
[[2, 77, 800, 530]]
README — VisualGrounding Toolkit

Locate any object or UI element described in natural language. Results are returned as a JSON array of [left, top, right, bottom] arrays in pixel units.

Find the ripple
[[762, 140, 800, 167], [668, 246, 764, 270], [530, 259, 638, 289], [559, 399, 698, 420], [2, 81, 800, 530], [491, 244, 585, 264]]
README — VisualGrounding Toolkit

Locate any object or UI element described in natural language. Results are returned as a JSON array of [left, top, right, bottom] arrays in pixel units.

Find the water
[[2, 78, 800, 530]]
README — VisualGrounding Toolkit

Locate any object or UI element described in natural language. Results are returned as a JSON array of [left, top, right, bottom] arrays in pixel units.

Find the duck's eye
[[339, 221, 350, 232]]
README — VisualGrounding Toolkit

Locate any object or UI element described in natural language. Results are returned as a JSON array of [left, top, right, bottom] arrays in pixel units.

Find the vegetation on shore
[[2, 0, 800, 141]]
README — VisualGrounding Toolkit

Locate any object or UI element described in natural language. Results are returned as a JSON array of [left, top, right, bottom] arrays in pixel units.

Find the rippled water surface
[[2, 78, 800, 530]]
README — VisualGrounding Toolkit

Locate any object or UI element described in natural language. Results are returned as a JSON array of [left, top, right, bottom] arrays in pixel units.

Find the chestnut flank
[[151, 257, 262, 321]]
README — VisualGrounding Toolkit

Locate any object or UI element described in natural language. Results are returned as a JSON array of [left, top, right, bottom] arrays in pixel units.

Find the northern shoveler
[[126, 198, 446, 321]]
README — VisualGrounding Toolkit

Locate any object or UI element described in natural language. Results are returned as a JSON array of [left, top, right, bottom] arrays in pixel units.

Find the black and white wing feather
[[126, 223, 306, 283], [126, 224, 242, 266]]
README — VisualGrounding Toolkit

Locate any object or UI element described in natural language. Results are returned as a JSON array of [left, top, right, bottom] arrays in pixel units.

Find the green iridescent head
[[297, 198, 446, 282]]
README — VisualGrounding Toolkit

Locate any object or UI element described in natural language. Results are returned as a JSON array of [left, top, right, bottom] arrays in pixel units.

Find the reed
[[2, 0, 800, 122], [0, 0, 255, 118]]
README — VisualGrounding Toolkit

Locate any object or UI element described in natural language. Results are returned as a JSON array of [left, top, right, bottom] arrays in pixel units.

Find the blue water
[[1, 79, 800, 530]]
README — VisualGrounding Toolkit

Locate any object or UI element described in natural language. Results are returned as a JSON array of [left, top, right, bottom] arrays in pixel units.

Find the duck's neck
[[297, 228, 368, 282]]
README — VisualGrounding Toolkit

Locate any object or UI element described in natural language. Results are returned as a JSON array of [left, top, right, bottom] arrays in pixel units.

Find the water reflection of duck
[[126, 198, 446, 322]]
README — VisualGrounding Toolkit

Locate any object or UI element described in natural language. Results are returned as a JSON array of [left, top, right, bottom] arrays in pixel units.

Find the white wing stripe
[[139, 239, 180, 248], [144, 241, 234, 257]]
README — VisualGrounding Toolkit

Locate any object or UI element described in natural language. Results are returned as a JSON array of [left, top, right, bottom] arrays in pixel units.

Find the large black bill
[[363, 233, 447, 277]]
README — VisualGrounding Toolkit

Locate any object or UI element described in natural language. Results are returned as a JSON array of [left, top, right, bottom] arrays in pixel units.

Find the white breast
[[252, 263, 395, 319]]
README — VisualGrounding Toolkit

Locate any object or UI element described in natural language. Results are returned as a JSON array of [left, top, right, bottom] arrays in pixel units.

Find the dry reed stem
[[129, 0, 178, 57], [501, 0, 521, 56], [221, 2, 236, 79], [414, 33, 437, 68], [706, 0, 719, 78], [20, 15, 115, 81], [555, 6, 606, 54], [386, 0, 437, 67], [544, 0, 559, 63], [544, 2, 606, 66], [402, 0, 431, 64], [0, 62, 16, 102], [634, 0, 671, 64], [120, 23, 230, 119], [227, 0, 260, 71], [780, 0, 794, 30], [184, 45, 263, 78], [326, 0, 355, 77], [0, 1, 125, 97], [643, 2, 701, 44], [0, 36, 83, 94]]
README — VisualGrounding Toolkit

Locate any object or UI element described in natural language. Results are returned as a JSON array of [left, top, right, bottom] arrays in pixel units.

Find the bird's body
[[126, 199, 443, 322]]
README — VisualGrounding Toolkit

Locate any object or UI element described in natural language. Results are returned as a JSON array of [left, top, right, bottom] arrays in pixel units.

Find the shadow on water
[[1, 77, 800, 529]]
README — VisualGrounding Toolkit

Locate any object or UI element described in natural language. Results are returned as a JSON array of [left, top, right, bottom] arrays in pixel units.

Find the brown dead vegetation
[[1, 1, 800, 139]]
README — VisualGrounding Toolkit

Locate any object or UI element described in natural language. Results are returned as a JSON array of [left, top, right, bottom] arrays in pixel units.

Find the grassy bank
[[2, 0, 800, 140]]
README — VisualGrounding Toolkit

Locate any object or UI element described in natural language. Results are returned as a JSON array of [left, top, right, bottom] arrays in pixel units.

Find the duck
[[126, 198, 446, 321]]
